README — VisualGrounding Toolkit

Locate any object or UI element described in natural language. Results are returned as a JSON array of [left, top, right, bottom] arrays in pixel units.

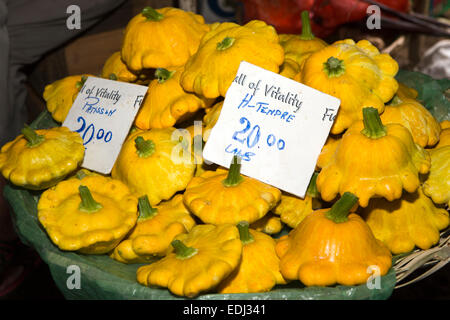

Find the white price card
[[203, 61, 340, 198], [62, 76, 148, 174]]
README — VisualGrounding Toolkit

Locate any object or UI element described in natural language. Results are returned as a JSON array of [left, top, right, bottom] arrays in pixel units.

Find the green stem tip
[[21, 124, 44, 147], [325, 192, 358, 223], [171, 239, 198, 259], [223, 155, 244, 187], [142, 7, 163, 21], [389, 94, 403, 106], [300, 11, 315, 40], [75, 170, 87, 180], [323, 57, 345, 78], [217, 37, 235, 51], [78, 185, 103, 213], [360, 107, 387, 139], [75, 75, 87, 90], [138, 195, 158, 221], [134, 136, 155, 158], [155, 68, 175, 84], [237, 221, 254, 244], [306, 172, 319, 198]]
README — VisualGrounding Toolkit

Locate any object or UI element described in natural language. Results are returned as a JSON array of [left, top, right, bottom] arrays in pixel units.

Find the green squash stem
[[109, 73, 118, 81], [237, 221, 254, 245], [217, 37, 235, 51], [78, 185, 103, 213], [75, 75, 87, 90], [142, 7, 163, 21], [323, 57, 345, 78], [155, 68, 175, 84], [138, 195, 158, 221], [306, 172, 319, 198], [325, 192, 358, 223], [222, 155, 244, 187], [299, 11, 315, 40], [172, 240, 198, 259], [21, 125, 44, 147], [135, 136, 155, 158], [75, 170, 87, 180], [389, 94, 403, 106], [360, 107, 387, 139]]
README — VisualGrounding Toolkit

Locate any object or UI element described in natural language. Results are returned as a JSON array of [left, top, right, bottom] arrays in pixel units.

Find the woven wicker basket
[[393, 225, 449, 289]]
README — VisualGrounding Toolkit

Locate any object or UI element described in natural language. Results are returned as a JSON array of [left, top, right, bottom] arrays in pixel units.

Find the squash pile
[[1, 7, 448, 298]]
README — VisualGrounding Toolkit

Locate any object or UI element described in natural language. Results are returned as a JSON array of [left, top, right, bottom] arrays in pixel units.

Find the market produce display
[[1, 7, 449, 299]]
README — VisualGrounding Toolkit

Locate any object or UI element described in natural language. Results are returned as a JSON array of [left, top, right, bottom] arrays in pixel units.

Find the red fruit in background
[[239, 0, 409, 37], [240, 0, 335, 37], [312, 0, 369, 28]]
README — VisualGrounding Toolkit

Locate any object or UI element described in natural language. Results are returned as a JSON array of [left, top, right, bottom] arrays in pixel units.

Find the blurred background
[[1, 0, 449, 300]]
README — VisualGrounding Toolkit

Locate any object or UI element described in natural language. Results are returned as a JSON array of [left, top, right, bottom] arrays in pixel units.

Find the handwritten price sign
[[62, 76, 148, 174], [203, 61, 340, 198]]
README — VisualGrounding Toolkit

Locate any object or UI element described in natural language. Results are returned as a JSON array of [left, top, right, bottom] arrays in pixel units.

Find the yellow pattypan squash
[[250, 213, 283, 235], [273, 172, 322, 228], [111, 194, 196, 263], [279, 11, 327, 72], [183, 156, 281, 225], [361, 188, 449, 254], [37, 175, 138, 254], [396, 82, 418, 100], [202, 100, 223, 142], [276, 192, 392, 286], [316, 134, 341, 170], [136, 223, 242, 298], [217, 221, 287, 293], [441, 120, 450, 129], [433, 121, 450, 149], [180, 20, 284, 99], [43, 74, 92, 122], [101, 51, 138, 82], [296, 39, 398, 134], [422, 146, 450, 206], [0, 125, 84, 190], [121, 7, 209, 71], [279, 58, 301, 80], [135, 67, 214, 130], [317, 107, 430, 207], [111, 127, 196, 206], [380, 95, 441, 148]]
